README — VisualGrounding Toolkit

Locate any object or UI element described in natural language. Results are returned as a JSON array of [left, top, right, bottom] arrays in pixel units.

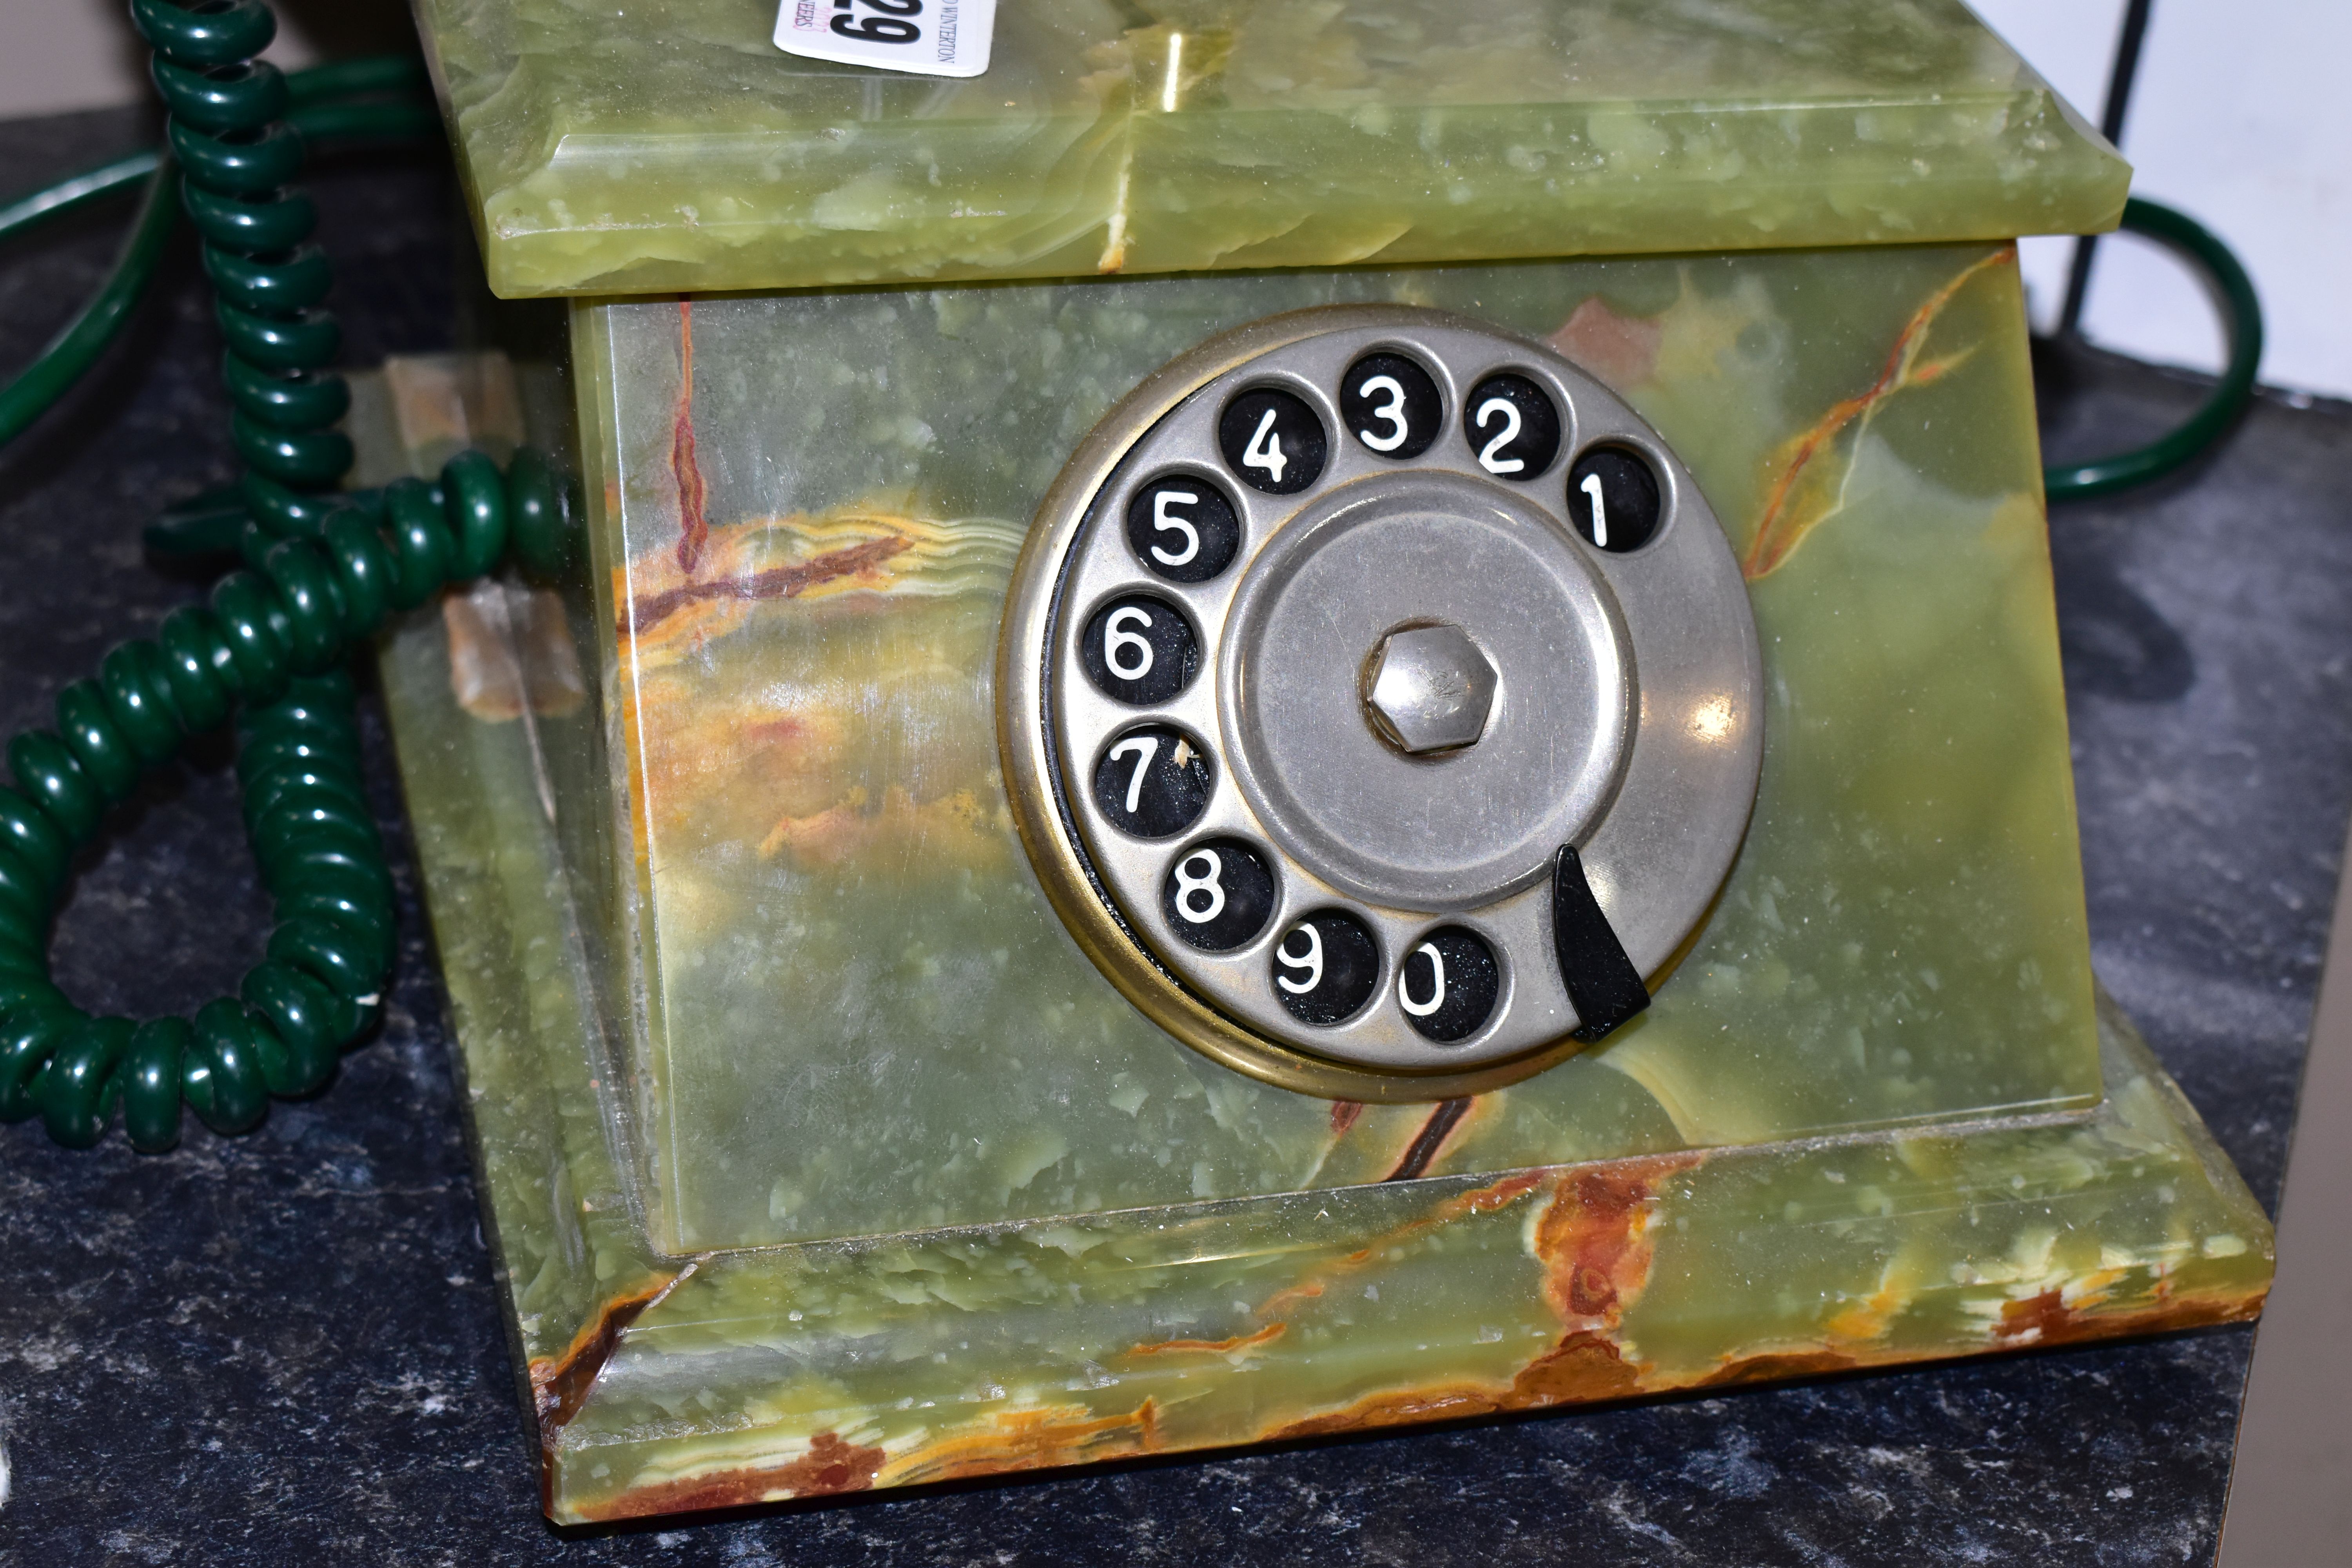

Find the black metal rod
[[2059, 0, 2157, 339]]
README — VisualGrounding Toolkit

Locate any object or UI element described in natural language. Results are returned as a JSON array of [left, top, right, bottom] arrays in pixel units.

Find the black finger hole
[[1566, 446, 1662, 553], [1397, 926, 1501, 1043], [1160, 838, 1277, 951]]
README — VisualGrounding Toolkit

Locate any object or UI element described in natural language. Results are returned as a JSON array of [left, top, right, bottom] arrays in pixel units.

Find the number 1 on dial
[[1581, 472, 1608, 548]]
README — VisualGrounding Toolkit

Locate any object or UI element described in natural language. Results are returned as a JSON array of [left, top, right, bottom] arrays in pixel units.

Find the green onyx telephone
[[0, 0, 2275, 1527]]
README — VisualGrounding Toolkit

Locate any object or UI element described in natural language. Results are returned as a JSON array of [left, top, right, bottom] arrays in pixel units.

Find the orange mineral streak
[[527, 1276, 673, 1434], [621, 530, 912, 647], [608, 503, 1010, 880], [670, 299, 710, 575], [1260, 1155, 1697, 1440], [1550, 295, 1664, 394], [1253, 1169, 1549, 1322], [1126, 1323, 1287, 1359], [1529, 1155, 1702, 1328], [1374, 1100, 1468, 1185], [577, 1431, 888, 1521], [1992, 1283, 2265, 1349], [882, 1401, 1163, 1487], [1267, 1329, 1646, 1441], [759, 784, 1007, 875], [1740, 246, 2014, 581]]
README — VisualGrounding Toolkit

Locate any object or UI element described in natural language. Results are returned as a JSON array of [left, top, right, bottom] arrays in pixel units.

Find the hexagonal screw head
[[1364, 624, 1498, 755]]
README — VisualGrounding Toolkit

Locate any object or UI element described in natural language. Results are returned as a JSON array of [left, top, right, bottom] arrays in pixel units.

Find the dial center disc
[[1221, 470, 1632, 911]]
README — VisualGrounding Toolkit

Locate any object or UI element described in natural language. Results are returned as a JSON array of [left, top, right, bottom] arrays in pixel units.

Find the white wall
[[1970, 0, 2352, 400]]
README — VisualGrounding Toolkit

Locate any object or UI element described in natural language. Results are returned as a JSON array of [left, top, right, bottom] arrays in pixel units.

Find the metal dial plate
[[998, 307, 1762, 1099]]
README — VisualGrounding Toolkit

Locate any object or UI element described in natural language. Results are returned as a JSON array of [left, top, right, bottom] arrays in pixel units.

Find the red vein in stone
[[1383, 1097, 1472, 1182], [671, 299, 710, 575], [623, 535, 911, 635]]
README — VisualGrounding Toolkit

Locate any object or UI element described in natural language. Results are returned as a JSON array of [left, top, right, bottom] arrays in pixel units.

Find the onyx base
[[376, 587, 2271, 1523]]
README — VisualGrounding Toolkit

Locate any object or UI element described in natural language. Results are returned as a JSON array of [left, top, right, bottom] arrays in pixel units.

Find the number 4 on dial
[[1217, 389, 1326, 495]]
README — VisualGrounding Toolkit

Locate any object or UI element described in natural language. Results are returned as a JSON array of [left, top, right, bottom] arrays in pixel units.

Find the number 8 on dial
[[1160, 839, 1276, 951]]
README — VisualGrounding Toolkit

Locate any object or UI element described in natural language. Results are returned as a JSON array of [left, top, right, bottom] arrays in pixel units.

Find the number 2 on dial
[[1474, 397, 1524, 474]]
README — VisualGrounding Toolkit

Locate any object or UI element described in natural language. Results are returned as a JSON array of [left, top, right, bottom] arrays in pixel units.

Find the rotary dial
[[998, 307, 1762, 1100]]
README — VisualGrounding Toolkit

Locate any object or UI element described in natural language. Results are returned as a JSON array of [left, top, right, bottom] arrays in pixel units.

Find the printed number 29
[[832, 0, 920, 42]]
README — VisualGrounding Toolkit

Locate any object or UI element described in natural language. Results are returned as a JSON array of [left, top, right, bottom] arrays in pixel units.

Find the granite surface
[[0, 105, 2347, 1565]]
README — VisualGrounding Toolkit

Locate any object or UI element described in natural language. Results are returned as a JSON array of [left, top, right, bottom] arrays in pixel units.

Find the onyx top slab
[[412, 0, 2128, 296]]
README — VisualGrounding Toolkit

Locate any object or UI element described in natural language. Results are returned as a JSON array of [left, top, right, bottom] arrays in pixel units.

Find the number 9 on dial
[[1271, 910, 1381, 1025], [1160, 838, 1276, 951]]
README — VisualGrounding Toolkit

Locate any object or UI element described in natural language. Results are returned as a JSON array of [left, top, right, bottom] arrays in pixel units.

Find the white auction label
[[773, 0, 994, 78]]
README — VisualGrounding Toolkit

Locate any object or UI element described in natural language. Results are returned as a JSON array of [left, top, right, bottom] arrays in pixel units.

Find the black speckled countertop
[[1, 105, 2348, 1568]]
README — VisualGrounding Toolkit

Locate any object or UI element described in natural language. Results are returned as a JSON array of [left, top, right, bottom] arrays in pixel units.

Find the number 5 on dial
[[1150, 490, 1200, 566], [1126, 478, 1240, 583]]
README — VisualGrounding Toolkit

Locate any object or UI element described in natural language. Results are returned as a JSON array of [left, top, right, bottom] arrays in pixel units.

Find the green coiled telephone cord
[[0, 0, 573, 1152]]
